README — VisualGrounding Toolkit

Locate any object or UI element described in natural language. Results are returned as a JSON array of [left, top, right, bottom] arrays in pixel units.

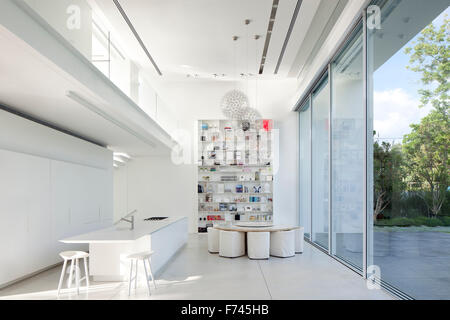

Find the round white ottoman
[[270, 230, 295, 258], [207, 227, 220, 253], [247, 232, 270, 260], [295, 227, 305, 254], [219, 230, 245, 258]]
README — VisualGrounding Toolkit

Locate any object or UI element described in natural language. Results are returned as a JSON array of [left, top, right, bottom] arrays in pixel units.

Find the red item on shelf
[[207, 215, 224, 221], [262, 119, 272, 131]]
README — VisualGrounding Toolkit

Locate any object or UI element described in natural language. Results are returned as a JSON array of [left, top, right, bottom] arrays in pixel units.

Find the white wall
[[114, 157, 197, 233], [0, 109, 113, 287], [273, 111, 299, 226]]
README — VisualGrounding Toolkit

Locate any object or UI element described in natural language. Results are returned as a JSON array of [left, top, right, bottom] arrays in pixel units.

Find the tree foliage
[[373, 138, 404, 220], [401, 16, 450, 217], [402, 110, 449, 217], [404, 16, 449, 114]]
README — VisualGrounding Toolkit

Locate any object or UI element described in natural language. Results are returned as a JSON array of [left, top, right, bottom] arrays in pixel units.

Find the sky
[[373, 7, 449, 144]]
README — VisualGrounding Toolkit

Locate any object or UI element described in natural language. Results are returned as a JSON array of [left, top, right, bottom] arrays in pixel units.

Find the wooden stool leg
[[147, 258, 157, 289], [75, 258, 80, 295], [57, 259, 67, 297], [142, 259, 151, 296], [83, 257, 90, 289], [128, 259, 134, 296], [68, 259, 75, 289]]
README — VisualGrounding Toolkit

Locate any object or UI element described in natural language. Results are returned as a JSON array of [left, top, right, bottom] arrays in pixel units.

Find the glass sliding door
[[331, 24, 364, 270], [299, 98, 311, 239], [311, 76, 330, 249], [367, 0, 450, 299]]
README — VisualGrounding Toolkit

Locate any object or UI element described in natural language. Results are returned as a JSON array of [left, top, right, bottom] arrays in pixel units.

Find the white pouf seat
[[295, 227, 305, 254], [270, 230, 295, 258], [207, 227, 220, 253], [247, 232, 270, 260], [219, 230, 245, 258]]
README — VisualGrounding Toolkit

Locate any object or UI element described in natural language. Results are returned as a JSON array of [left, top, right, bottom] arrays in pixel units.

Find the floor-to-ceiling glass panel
[[312, 76, 330, 249], [331, 24, 364, 270], [299, 99, 311, 239], [367, 0, 450, 299]]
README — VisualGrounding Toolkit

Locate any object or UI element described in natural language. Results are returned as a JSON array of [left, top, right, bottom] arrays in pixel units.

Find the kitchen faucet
[[116, 209, 137, 230]]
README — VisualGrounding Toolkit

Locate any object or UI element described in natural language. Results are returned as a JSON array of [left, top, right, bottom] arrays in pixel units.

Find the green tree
[[402, 110, 449, 217], [402, 17, 450, 217], [373, 137, 404, 221], [404, 16, 449, 115]]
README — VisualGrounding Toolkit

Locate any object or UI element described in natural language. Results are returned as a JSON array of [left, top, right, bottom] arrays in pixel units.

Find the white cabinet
[[0, 149, 51, 284], [51, 160, 109, 254], [0, 149, 112, 287]]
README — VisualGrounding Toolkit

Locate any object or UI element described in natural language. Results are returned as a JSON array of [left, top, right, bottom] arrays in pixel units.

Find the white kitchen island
[[61, 216, 188, 281]]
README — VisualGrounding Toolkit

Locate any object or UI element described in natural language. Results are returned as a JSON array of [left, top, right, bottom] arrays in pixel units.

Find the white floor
[[0, 234, 393, 300]]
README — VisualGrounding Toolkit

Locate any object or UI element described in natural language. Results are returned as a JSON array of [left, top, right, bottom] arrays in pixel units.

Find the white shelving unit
[[197, 119, 274, 232]]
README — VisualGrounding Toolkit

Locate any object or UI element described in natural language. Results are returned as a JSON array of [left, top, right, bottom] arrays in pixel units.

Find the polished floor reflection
[[0, 234, 393, 300]]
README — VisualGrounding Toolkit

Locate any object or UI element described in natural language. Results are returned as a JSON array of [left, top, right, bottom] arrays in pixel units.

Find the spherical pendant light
[[241, 107, 261, 122], [221, 89, 249, 120]]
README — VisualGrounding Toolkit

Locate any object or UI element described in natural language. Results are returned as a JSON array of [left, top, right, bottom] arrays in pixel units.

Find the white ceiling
[[90, 0, 339, 82], [86, 0, 350, 122]]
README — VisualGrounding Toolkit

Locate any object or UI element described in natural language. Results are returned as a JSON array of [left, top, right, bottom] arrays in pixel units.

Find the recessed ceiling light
[[113, 156, 125, 163], [114, 152, 131, 159]]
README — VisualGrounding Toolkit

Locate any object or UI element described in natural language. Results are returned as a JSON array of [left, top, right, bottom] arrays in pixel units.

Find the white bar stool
[[126, 251, 157, 296], [57, 251, 89, 297]]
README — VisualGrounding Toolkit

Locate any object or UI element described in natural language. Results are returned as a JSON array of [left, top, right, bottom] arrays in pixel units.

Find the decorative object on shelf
[[262, 119, 273, 132]]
